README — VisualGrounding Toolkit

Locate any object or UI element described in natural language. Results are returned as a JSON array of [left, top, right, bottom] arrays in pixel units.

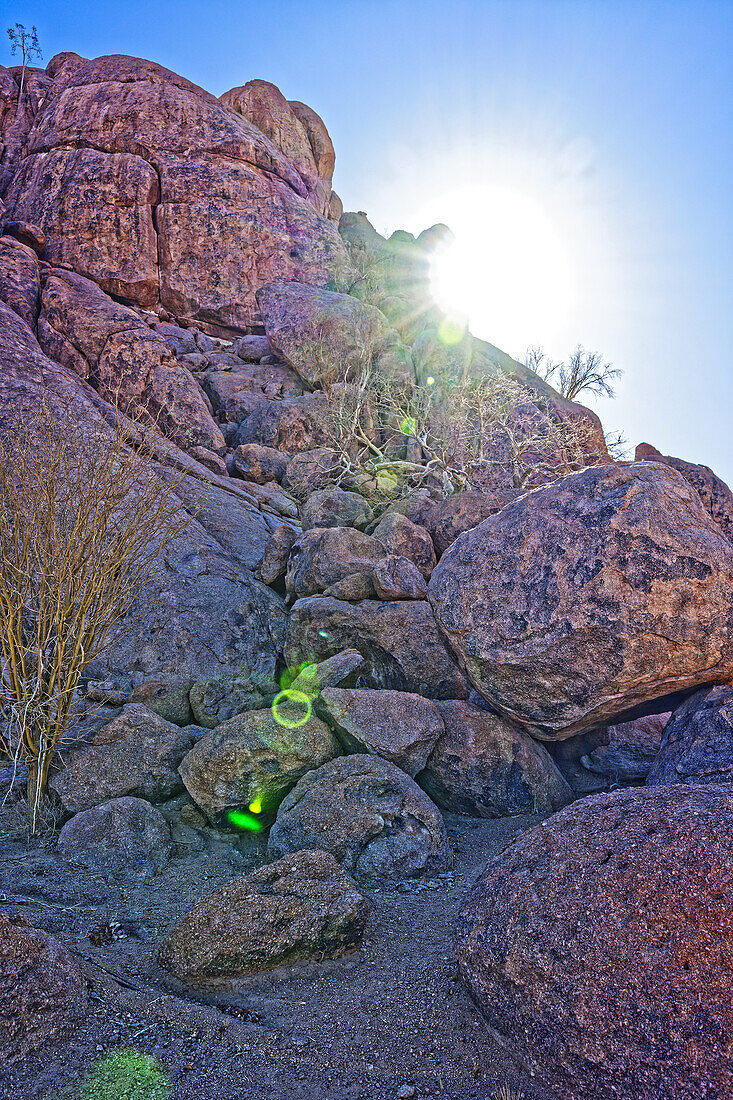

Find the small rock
[[57, 797, 173, 881]]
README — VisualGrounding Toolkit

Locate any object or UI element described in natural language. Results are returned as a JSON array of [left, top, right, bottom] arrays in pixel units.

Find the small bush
[[81, 1049, 171, 1100]]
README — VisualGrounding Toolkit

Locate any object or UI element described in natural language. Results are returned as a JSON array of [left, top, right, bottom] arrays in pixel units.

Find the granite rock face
[[636, 442, 733, 541], [647, 685, 733, 788], [268, 754, 452, 884], [158, 849, 367, 981], [178, 707, 340, 826], [456, 785, 733, 1100], [429, 463, 733, 739], [48, 704, 193, 814], [56, 797, 173, 880], [4, 53, 347, 333], [582, 712, 671, 783], [318, 687, 444, 776]]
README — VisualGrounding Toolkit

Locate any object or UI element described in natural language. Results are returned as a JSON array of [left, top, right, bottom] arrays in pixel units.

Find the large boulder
[[0, 236, 40, 328], [429, 463, 733, 739], [371, 511, 436, 577], [647, 685, 733, 788], [256, 281, 412, 387], [418, 701, 573, 816], [4, 54, 347, 332], [268, 755, 452, 884], [456, 785, 733, 1100], [178, 707, 340, 826], [318, 687, 444, 776], [56, 796, 173, 880], [48, 704, 193, 814], [372, 555, 428, 600], [285, 526, 386, 599], [636, 442, 733, 541], [286, 596, 470, 700], [0, 912, 88, 1063], [158, 849, 366, 981], [301, 487, 373, 532]]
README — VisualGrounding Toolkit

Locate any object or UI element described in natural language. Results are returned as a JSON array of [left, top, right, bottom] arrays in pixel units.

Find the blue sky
[[6, 0, 733, 481]]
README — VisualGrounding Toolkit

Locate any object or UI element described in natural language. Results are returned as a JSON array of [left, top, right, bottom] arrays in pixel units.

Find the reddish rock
[[1, 219, 46, 256], [457, 785, 733, 1100], [232, 442, 288, 484], [419, 701, 572, 816], [373, 555, 428, 600], [4, 53, 348, 330], [158, 849, 367, 980], [258, 523, 298, 585], [429, 463, 733, 738], [0, 912, 88, 1063], [372, 511, 436, 577], [0, 236, 40, 327], [238, 394, 332, 454], [203, 362, 303, 422]]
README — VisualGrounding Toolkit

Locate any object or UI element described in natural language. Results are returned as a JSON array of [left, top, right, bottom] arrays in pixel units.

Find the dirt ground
[[0, 796, 552, 1100]]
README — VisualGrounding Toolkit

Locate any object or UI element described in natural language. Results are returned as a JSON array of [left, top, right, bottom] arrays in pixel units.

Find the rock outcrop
[[636, 442, 733, 541], [456, 785, 733, 1100], [429, 462, 733, 738], [4, 54, 347, 332]]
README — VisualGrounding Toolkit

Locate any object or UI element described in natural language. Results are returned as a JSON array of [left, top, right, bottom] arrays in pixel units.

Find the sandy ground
[[0, 796, 552, 1100]]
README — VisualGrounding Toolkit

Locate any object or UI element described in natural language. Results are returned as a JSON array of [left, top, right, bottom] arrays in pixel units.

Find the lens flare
[[271, 688, 312, 729], [227, 809, 263, 832]]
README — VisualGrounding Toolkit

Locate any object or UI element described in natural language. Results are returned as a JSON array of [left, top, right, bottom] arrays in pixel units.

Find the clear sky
[[6, 0, 733, 482]]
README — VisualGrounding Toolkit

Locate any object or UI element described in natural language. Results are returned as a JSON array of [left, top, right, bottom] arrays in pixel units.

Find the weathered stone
[[301, 487, 373, 532], [158, 849, 366, 981], [0, 913, 88, 1063], [0, 236, 40, 327], [258, 523, 298, 585], [286, 596, 469, 699], [203, 363, 303, 422], [582, 713, 670, 783], [5, 54, 348, 330], [268, 755, 452, 884], [232, 334, 271, 361], [418, 701, 572, 816], [283, 446, 340, 493], [237, 394, 331, 453], [429, 463, 733, 738], [371, 511, 436, 577], [57, 797, 173, 880], [636, 442, 733, 541], [128, 677, 194, 726], [256, 281, 411, 387], [373, 555, 428, 600], [287, 649, 364, 696], [178, 707, 340, 826], [647, 685, 733, 788], [232, 442, 288, 484], [1, 219, 46, 256], [323, 571, 377, 601], [285, 526, 385, 599], [424, 490, 518, 556], [189, 673, 272, 729], [48, 704, 193, 814], [457, 785, 733, 1100], [318, 688, 444, 776]]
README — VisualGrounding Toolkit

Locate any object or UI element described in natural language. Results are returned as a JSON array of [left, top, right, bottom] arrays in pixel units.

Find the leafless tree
[[525, 344, 621, 401], [7, 23, 41, 107]]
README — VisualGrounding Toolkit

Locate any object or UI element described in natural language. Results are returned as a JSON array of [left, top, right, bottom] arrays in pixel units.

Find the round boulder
[[158, 849, 367, 981], [457, 785, 733, 1099], [57, 797, 173, 881], [178, 707, 340, 826], [429, 463, 733, 739], [267, 754, 452, 883]]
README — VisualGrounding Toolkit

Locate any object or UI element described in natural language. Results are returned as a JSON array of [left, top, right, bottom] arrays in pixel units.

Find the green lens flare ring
[[271, 688, 312, 729]]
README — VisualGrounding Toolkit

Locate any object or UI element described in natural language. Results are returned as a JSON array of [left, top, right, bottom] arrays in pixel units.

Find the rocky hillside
[[2, 50, 733, 1100]]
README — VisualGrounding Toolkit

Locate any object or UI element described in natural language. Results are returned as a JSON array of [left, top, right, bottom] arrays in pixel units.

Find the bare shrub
[[0, 401, 190, 830]]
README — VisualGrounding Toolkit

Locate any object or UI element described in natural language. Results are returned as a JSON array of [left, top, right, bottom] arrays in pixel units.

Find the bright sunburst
[[428, 184, 575, 357]]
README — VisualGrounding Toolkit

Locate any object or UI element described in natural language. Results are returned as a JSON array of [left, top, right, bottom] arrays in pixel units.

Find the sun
[[428, 184, 575, 358]]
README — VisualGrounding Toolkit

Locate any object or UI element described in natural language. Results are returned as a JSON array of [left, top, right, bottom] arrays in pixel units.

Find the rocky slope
[[2, 49, 733, 1099]]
